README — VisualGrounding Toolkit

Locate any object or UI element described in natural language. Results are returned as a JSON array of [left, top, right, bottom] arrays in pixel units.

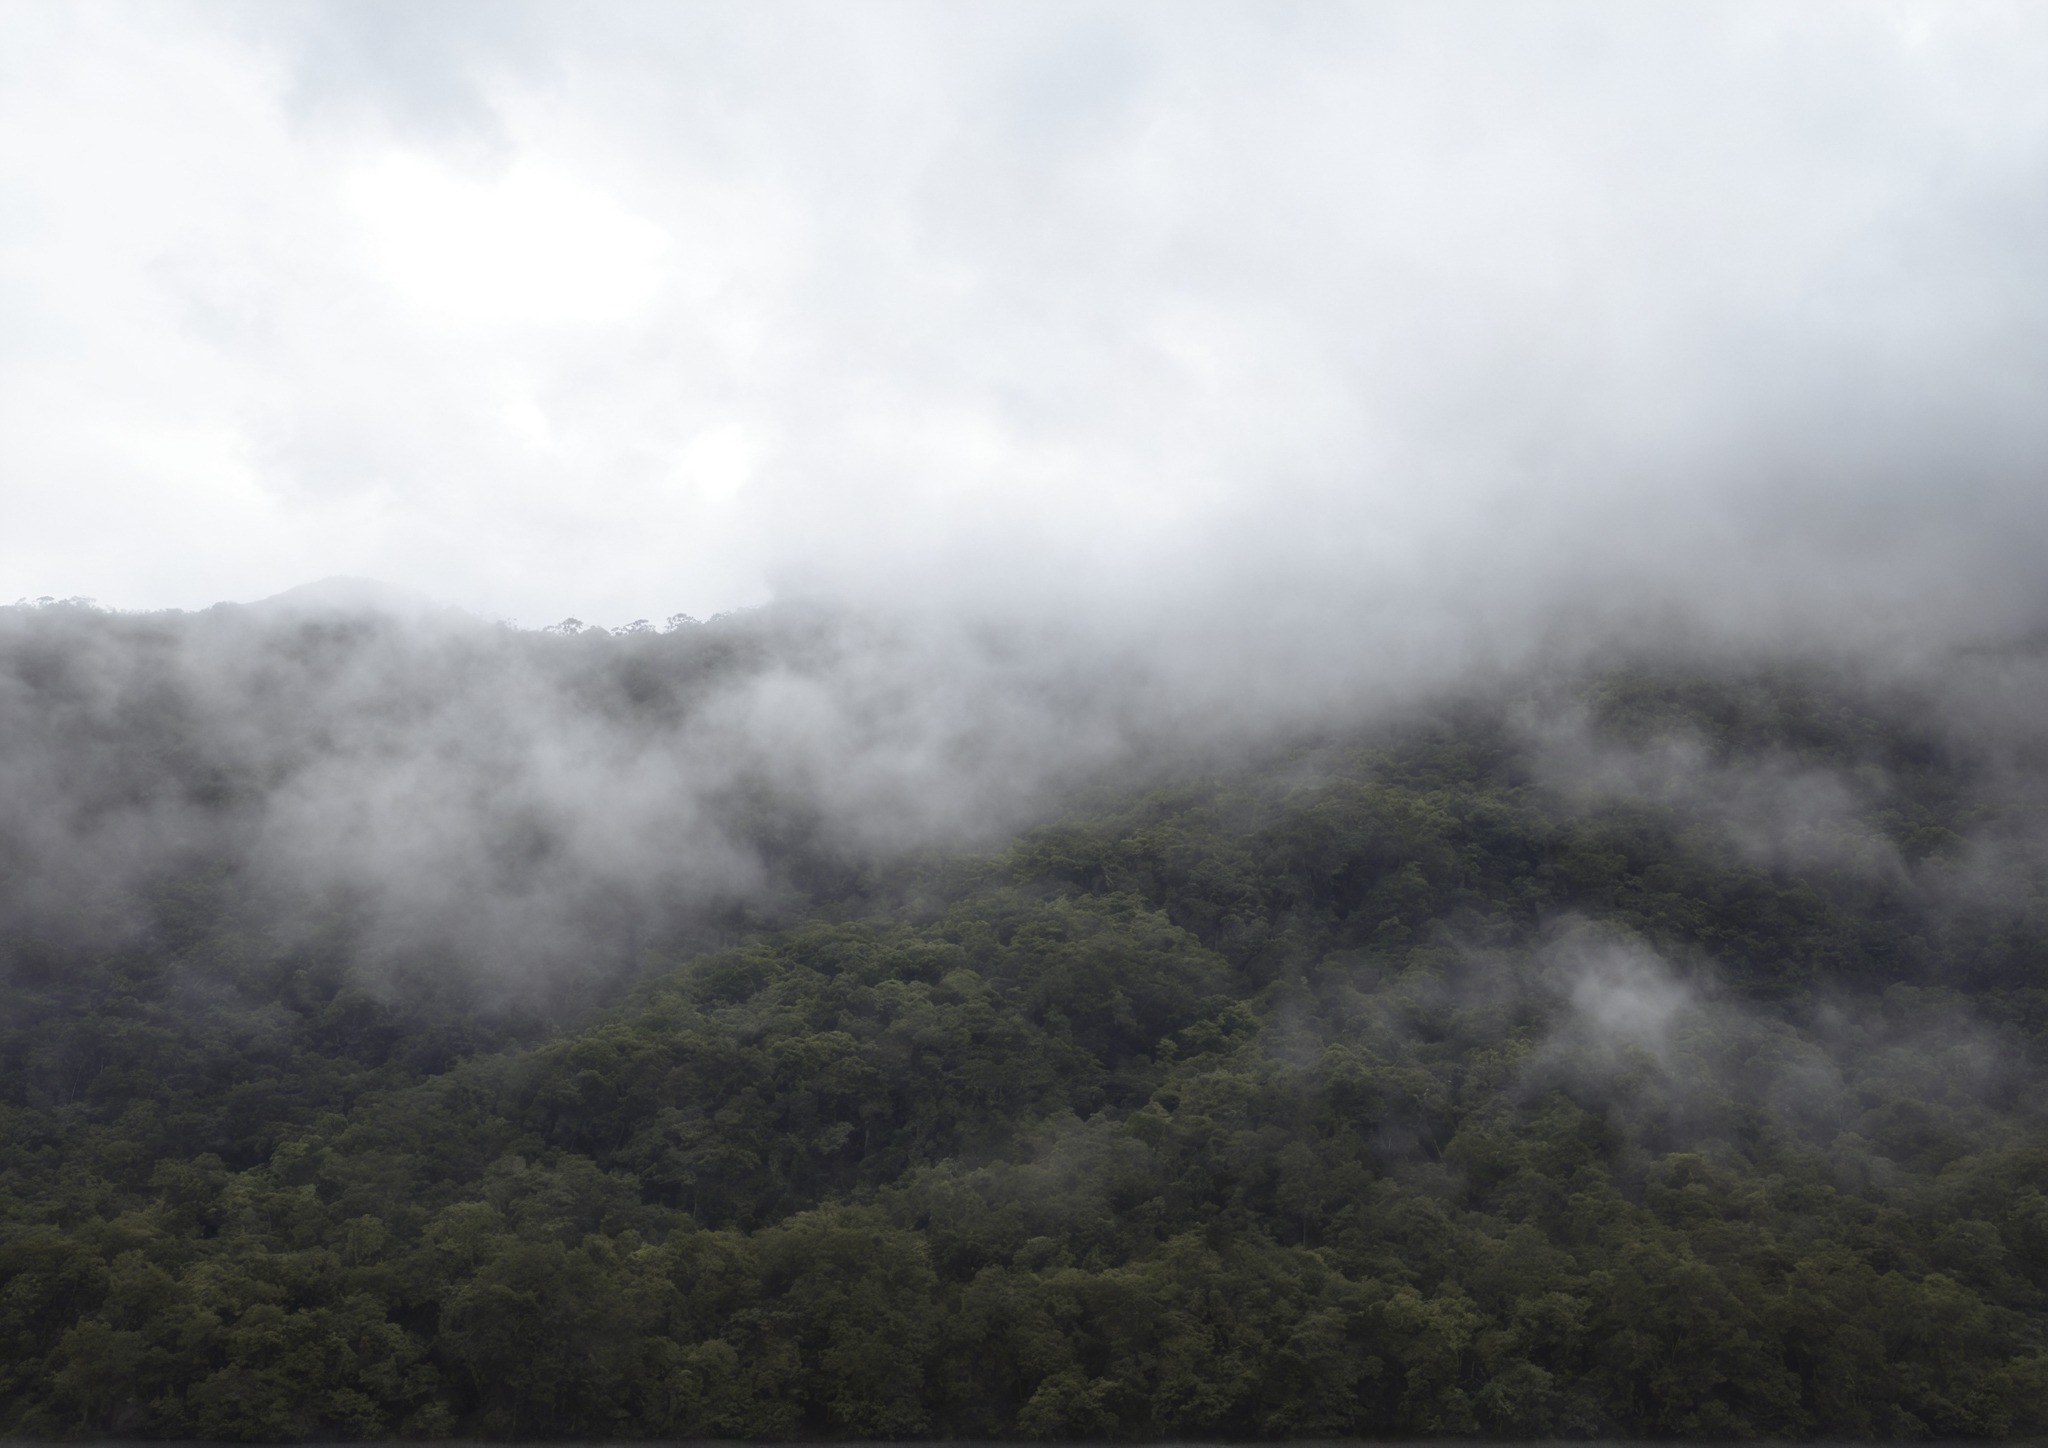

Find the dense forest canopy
[[1, 597, 2045, 1439]]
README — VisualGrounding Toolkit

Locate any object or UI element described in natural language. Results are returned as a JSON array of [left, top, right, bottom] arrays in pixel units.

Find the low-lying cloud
[[0, 593, 1206, 1003]]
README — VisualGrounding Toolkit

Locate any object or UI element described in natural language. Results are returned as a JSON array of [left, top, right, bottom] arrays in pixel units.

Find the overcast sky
[[3, 1, 2047, 648]]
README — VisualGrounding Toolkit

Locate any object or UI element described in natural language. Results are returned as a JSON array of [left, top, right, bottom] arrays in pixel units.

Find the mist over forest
[[8, 0, 2048, 1441], [4, 585, 2047, 1437]]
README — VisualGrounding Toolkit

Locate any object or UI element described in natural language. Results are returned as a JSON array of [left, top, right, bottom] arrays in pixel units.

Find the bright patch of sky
[[346, 154, 671, 328]]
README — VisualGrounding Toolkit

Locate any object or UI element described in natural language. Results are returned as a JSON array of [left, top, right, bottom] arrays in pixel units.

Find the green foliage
[[3, 661, 2046, 1436]]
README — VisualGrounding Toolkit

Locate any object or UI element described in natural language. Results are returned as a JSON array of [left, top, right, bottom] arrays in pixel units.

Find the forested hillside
[[2, 603, 2046, 1439]]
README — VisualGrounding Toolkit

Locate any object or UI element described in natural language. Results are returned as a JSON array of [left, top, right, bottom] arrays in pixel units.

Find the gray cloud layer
[[4, 1, 2048, 663]]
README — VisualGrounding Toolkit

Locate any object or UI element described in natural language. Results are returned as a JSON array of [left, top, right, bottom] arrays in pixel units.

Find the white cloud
[[346, 153, 671, 327], [1, 0, 2046, 660], [675, 422, 759, 505]]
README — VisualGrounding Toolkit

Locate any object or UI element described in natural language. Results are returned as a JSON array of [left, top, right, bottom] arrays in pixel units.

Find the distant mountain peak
[[246, 576, 454, 620]]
